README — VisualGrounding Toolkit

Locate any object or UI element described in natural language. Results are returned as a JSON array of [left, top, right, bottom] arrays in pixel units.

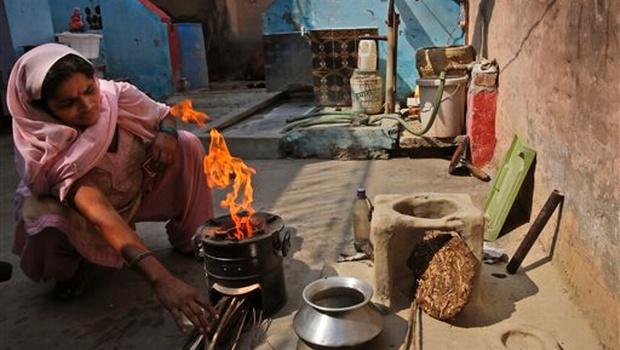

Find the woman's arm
[[150, 114, 178, 170], [160, 113, 177, 130], [72, 180, 215, 333]]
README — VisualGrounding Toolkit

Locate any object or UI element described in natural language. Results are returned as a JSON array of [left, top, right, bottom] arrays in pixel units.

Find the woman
[[7, 43, 216, 334]]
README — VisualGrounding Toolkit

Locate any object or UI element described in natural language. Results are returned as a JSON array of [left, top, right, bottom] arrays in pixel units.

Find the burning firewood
[[201, 213, 268, 241]]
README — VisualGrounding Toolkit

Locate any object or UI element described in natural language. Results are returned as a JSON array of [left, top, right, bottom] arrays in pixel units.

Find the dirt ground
[[0, 94, 600, 350], [0, 127, 603, 349]]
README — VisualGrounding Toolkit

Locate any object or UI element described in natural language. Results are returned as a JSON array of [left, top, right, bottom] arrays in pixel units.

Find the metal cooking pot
[[293, 276, 383, 348]]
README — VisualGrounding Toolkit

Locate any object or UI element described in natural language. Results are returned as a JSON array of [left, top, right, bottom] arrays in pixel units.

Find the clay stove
[[193, 212, 290, 315], [370, 193, 484, 309]]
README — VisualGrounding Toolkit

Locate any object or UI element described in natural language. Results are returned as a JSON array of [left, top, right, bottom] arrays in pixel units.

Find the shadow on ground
[[451, 262, 539, 328]]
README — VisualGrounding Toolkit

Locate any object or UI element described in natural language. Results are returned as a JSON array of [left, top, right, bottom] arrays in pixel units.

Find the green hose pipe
[[283, 114, 367, 132], [405, 70, 446, 136], [284, 71, 446, 135], [283, 119, 354, 132], [365, 114, 425, 136], [286, 111, 368, 123], [368, 71, 448, 136]]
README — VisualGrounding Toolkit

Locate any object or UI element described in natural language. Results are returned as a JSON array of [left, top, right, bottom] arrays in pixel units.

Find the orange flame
[[204, 129, 256, 239], [170, 99, 209, 126]]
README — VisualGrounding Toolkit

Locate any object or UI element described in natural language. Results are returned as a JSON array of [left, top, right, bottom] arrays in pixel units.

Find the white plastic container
[[56, 32, 102, 59], [350, 69, 383, 115], [357, 39, 377, 71], [417, 74, 468, 137]]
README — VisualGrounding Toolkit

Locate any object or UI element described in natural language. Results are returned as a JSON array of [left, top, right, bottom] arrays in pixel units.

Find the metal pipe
[[392, 12, 399, 107], [506, 190, 564, 274], [384, 0, 399, 113], [358, 35, 387, 41], [387, 0, 395, 26]]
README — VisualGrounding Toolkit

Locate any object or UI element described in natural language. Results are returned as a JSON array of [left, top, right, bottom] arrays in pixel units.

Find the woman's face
[[46, 73, 100, 128]]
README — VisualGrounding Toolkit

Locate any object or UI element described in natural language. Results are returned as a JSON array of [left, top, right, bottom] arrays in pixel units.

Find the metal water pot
[[293, 276, 384, 348]]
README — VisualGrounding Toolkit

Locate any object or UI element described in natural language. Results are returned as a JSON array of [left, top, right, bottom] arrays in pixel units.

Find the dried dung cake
[[409, 234, 478, 320]]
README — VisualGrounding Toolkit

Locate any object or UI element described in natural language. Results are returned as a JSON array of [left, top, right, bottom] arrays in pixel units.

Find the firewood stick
[[507, 190, 564, 274], [231, 308, 249, 350], [209, 297, 247, 350], [249, 309, 271, 348], [178, 330, 202, 350], [204, 296, 231, 348], [208, 298, 238, 350], [188, 334, 203, 350], [225, 299, 248, 344], [417, 306, 423, 350], [403, 300, 417, 350], [246, 307, 258, 345]]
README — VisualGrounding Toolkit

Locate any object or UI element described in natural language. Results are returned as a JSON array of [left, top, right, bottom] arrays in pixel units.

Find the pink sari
[[6, 44, 213, 280]]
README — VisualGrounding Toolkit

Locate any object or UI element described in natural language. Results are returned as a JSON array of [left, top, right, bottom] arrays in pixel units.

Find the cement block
[[221, 99, 317, 159], [281, 119, 399, 160], [397, 119, 458, 151], [399, 131, 457, 149]]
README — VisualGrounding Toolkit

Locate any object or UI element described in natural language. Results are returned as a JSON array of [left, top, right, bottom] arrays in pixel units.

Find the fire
[[204, 129, 256, 239], [170, 99, 209, 126]]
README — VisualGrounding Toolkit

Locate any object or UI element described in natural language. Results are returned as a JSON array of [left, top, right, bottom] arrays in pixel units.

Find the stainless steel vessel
[[293, 276, 383, 348]]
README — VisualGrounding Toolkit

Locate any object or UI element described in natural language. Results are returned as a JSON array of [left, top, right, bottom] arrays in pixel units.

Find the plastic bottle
[[357, 40, 377, 71], [352, 188, 373, 253]]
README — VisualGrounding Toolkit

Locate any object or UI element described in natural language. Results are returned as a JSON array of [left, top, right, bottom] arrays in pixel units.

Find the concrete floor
[[0, 99, 603, 349]]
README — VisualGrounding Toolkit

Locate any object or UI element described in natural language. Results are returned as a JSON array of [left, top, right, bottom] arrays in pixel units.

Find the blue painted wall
[[100, 1, 173, 99], [49, 0, 99, 33], [263, 0, 464, 100], [2, 0, 55, 55], [175, 23, 209, 89], [1, 0, 14, 117]]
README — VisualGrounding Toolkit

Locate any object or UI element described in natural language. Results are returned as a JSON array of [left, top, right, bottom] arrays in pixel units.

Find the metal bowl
[[293, 276, 383, 348]]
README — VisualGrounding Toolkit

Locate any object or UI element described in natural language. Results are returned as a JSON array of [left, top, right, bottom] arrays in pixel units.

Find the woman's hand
[[152, 273, 217, 334], [71, 183, 216, 335], [150, 132, 177, 170], [149, 113, 179, 171]]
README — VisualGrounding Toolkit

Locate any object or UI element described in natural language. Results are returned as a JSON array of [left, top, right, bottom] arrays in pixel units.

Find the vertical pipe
[[462, 0, 470, 45], [392, 13, 399, 110], [385, 24, 395, 113], [384, 0, 399, 114]]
